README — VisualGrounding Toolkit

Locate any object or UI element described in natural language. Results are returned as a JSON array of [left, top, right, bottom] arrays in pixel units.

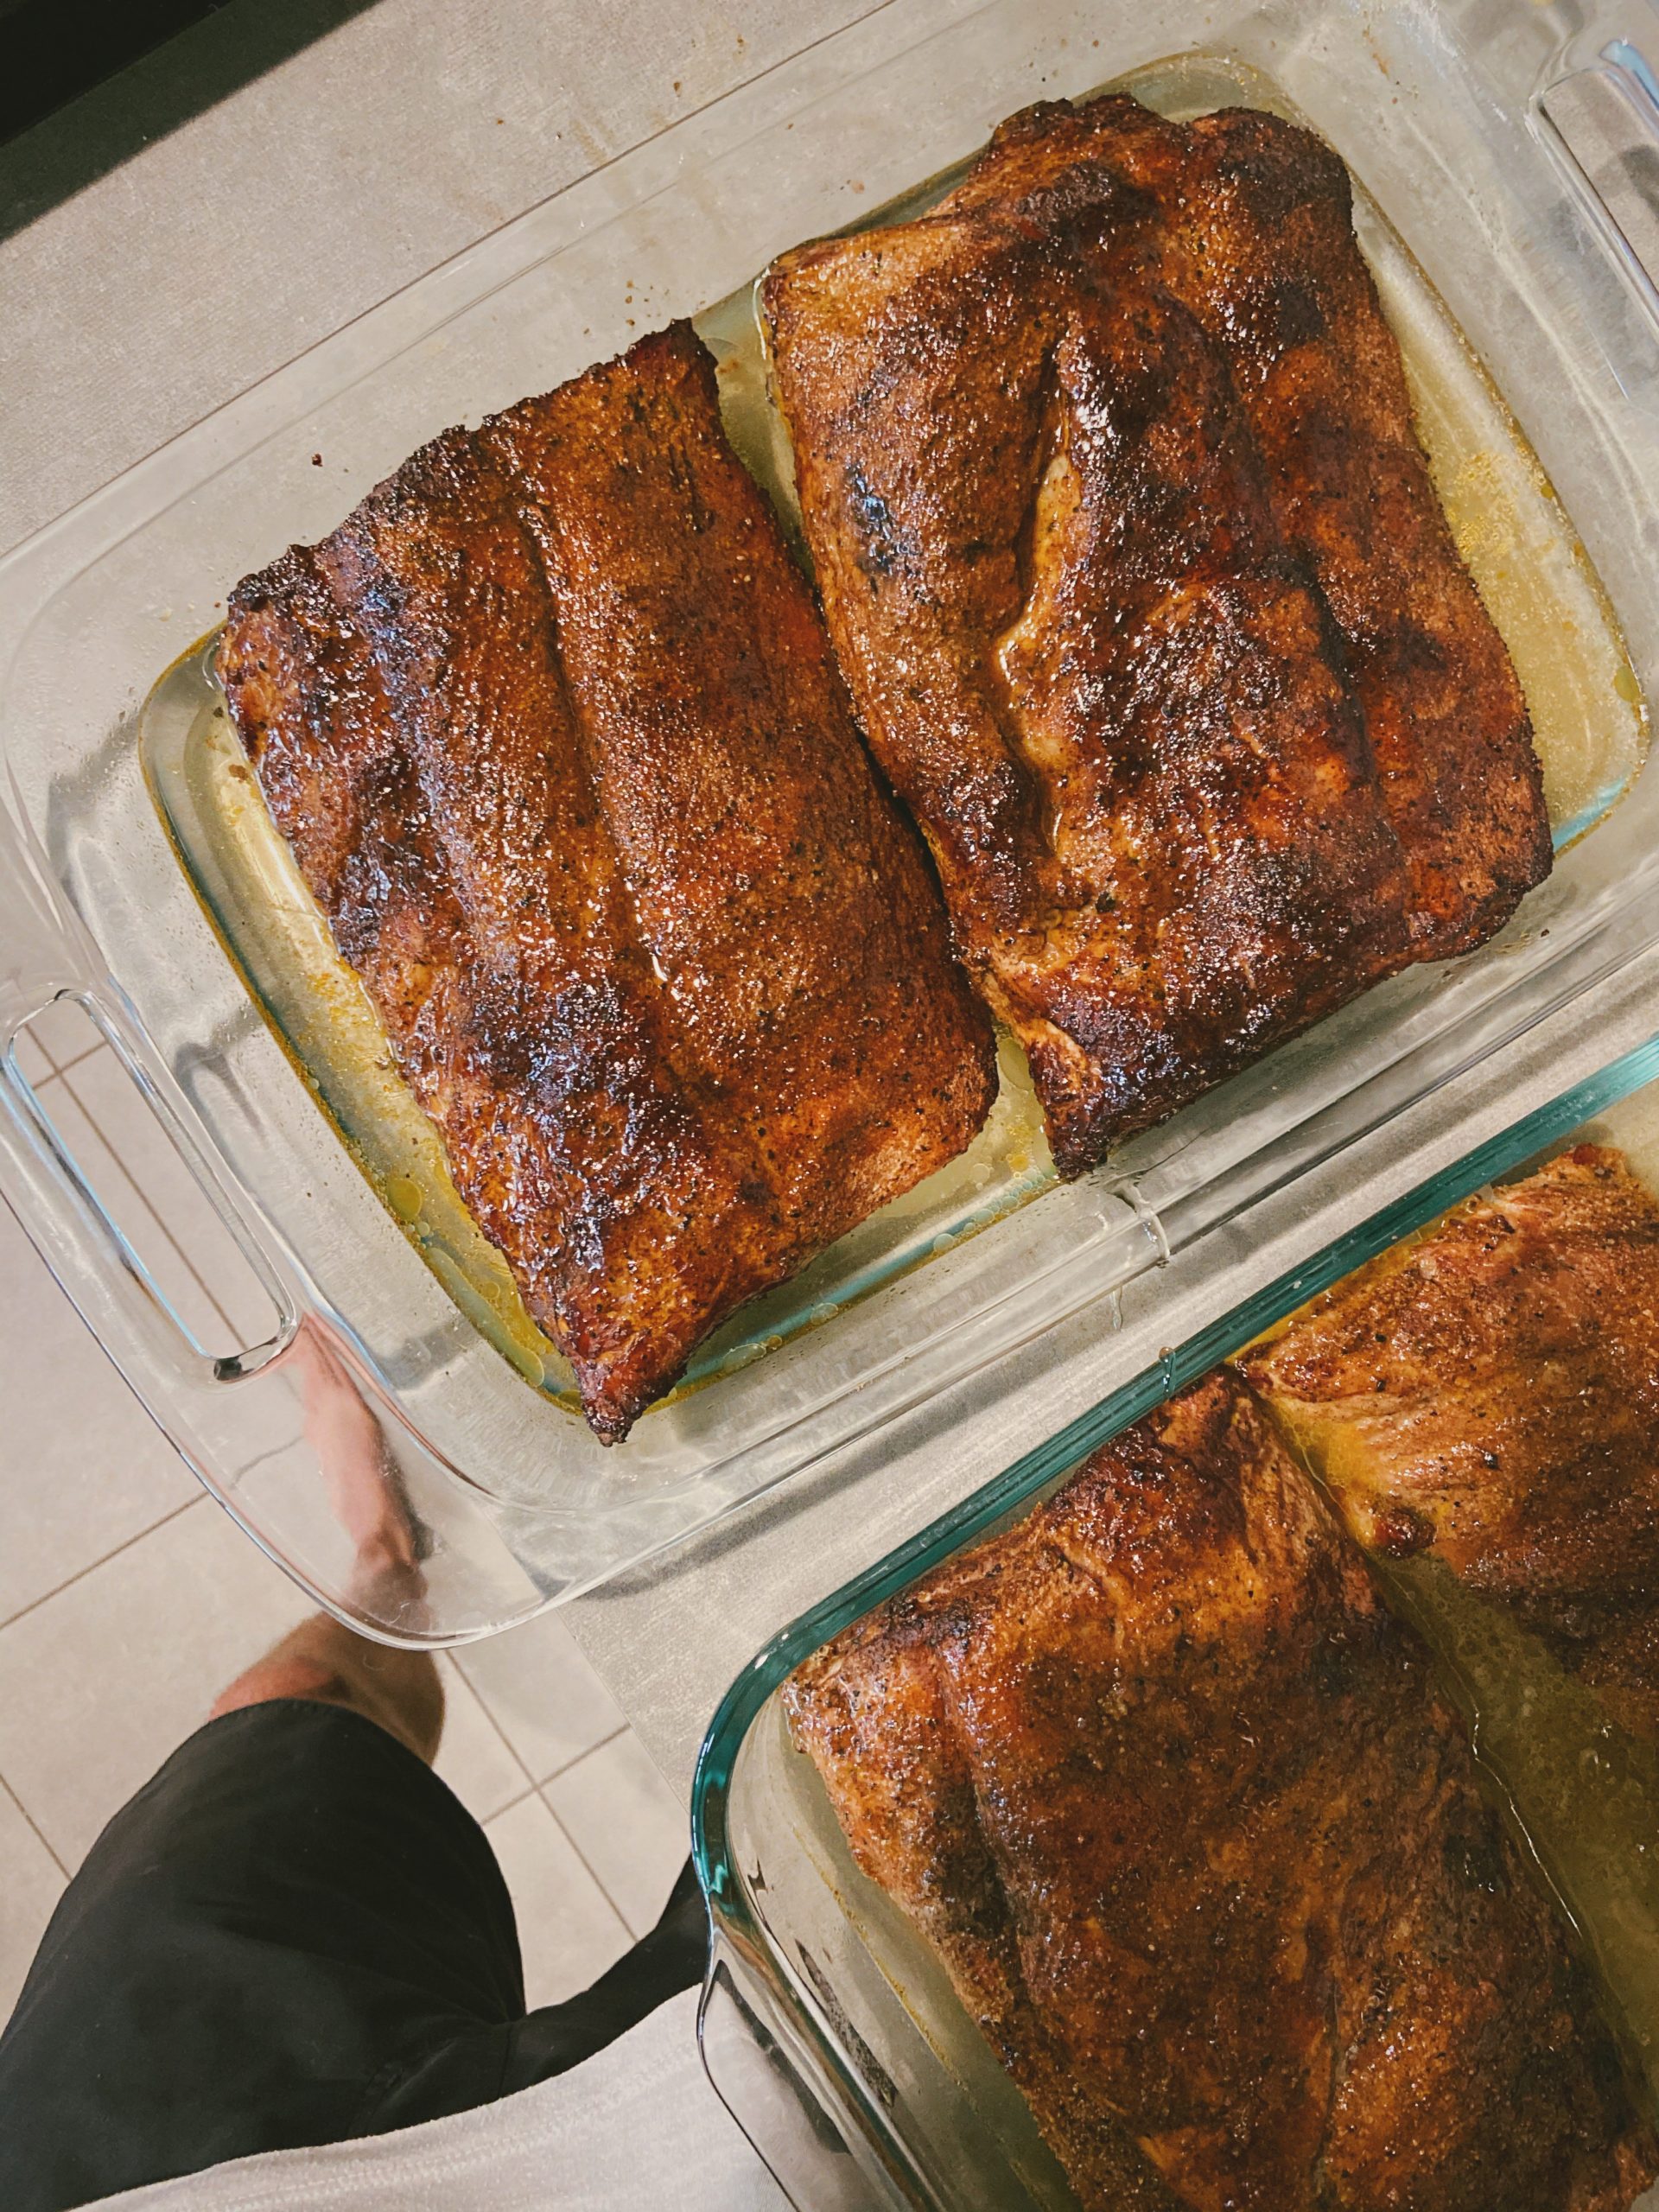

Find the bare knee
[[209, 1621, 444, 1765], [210, 1655, 355, 1723]]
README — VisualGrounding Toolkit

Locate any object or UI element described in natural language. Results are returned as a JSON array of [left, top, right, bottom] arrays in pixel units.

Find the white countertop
[[0, 0, 876, 555]]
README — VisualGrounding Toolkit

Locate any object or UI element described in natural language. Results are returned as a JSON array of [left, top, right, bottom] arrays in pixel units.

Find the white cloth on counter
[[86, 1991, 786, 2212]]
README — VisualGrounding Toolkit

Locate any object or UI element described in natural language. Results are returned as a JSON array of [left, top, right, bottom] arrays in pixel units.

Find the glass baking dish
[[6, 0, 1659, 1637], [692, 1025, 1659, 2212]]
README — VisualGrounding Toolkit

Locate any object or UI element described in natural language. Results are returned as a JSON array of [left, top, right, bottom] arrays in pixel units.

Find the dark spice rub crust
[[788, 1372, 1655, 2212], [764, 96, 1550, 1173], [219, 323, 995, 1442], [1060, 96, 1553, 957]]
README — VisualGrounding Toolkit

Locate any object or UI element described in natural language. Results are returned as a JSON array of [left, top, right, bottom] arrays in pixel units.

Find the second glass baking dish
[[693, 1024, 1659, 2211], [4, 0, 1659, 1635]]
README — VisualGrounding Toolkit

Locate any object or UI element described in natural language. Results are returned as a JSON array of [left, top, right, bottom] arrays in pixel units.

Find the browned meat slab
[[219, 324, 995, 1442], [1242, 1143, 1659, 1738], [764, 95, 1550, 1173], [788, 1373, 1654, 2211], [787, 1544, 1181, 2212], [1010, 96, 1554, 957]]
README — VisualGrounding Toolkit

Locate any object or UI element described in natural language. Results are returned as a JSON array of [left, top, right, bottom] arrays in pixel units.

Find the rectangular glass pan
[[7, 0, 1659, 1641], [691, 1027, 1659, 2212], [138, 43, 1642, 1413]]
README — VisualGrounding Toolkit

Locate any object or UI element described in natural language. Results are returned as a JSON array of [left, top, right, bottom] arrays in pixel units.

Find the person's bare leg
[[208, 1321, 442, 1764], [210, 1616, 443, 1764]]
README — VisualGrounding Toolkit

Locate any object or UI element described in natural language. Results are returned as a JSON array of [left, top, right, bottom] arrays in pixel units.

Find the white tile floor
[[0, 1026, 688, 2019]]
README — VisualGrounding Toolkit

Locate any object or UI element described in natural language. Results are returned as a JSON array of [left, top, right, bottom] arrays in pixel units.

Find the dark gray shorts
[[0, 1699, 700, 2212]]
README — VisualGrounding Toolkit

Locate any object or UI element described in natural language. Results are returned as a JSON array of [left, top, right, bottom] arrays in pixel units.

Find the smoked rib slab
[[787, 1373, 1655, 2211], [763, 96, 1550, 1173], [1045, 96, 1553, 957], [219, 324, 995, 1442], [1242, 1142, 1659, 1739]]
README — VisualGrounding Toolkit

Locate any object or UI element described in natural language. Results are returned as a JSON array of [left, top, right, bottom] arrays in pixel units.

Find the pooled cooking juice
[[1379, 1553, 1659, 2106]]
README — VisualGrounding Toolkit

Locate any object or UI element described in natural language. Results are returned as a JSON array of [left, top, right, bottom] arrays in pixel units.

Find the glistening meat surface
[[764, 96, 1550, 1173], [219, 324, 995, 1441]]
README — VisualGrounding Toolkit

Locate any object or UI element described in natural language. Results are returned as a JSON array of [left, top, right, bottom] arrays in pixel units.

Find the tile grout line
[[442, 1656, 543, 1805], [0, 1770, 71, 1882], [475, 1778, 630, 1937], [478, 1778, 540, 1826], [468, 1722, 643, 1941], [39, 1041, 100, 1080], [535, 1768, 652, 1943], [540, 1805, 639, 1942], [466, 1723, 633, 1840], [18, 1005, 101, 1082], [543, 1725, 693, 1936], [0, 1493, 202, 1636], [539, 1719, 630, 1787]]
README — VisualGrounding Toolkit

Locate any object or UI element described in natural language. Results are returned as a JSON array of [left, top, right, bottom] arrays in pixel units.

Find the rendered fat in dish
[[218, 324, 996, 1443], [763, 95, 1552, 1174]]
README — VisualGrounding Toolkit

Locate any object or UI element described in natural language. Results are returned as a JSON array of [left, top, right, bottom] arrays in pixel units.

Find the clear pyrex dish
[[691, 1027, 1659, 2212], [7, 0, 1659, 1638]]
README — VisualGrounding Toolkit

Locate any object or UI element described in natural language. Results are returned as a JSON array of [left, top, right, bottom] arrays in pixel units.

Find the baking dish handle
[[0, 793, 568, 1647], [0, 988, 296, 1386], [1538, 41, 1659, 328], [0, 811, 290, 1376]]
